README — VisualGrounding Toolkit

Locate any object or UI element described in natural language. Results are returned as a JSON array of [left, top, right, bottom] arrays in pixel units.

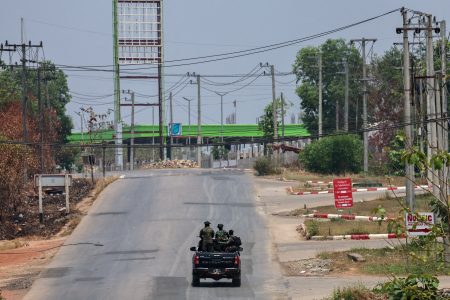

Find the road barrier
[[289, 185, 430, 196], [302, 213, 394, 222], [310, 233, 406, 240]]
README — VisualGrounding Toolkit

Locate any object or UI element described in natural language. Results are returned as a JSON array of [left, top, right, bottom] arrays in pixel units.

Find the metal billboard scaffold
[[113, 0, 164, 168]]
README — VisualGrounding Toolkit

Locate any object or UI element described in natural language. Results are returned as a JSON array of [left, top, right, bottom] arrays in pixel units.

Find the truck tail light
[[194, 255, 199, 265], [234, 255, 240, 266]]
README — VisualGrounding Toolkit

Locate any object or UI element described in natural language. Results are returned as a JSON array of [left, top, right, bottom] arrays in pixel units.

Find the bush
[[253, 157, 274, 176], [329, 284, 383, 300], [375, 274, 442, 300], [299, 134, 363, 174], [306, 220, 319, 237]]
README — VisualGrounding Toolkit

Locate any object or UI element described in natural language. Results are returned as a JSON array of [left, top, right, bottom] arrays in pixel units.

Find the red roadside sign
[[333, 178, 353, 208], [405, 212, 434, 237]]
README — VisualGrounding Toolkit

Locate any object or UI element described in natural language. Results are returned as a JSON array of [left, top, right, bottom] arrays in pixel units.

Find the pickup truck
[[190, 246, 242, 287]]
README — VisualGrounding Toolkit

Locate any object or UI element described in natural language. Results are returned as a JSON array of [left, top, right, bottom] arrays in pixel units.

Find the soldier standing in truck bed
[[215, 224, 229, 251], [199, 221, 214, 252]]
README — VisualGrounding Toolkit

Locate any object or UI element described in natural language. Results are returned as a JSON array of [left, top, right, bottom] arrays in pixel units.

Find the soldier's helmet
[[218, 224, 224, 229], [204, 221, 211, 226]]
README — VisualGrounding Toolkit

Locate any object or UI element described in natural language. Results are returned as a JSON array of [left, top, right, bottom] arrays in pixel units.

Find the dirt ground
[[0, 238, 65, 300], [0, 177, 117, 300], [0, 179, 93, 240]]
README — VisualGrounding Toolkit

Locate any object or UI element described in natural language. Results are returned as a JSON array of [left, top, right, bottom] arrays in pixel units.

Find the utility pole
[[197, 74, 202, 167], [158, 70, 164, 161], [122, 90, 136, 170], [351, 38, 377, 173], [440, 20, 448, 204], [182, 97, 192, 145], [318, 52, 323, 138], [441, 20, 447, 152], [233, 100, 237, 124], [169, 91, 173, 130], [130, 91, 135, 169], [38, 67, 44, 174], [401, 9, 415, 210], [271, 65, 278, 142], [220, 93, 224, 142], [21, 43, 28, 145], [344, 59, 349, 132], [336, 59, 349, 132], [281, 92, 285, 141], [426, 14, 438, 197], [167, 91, 173, 160], [2, 40, 43, 181]]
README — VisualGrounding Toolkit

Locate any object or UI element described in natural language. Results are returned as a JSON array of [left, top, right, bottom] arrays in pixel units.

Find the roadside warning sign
[[333, 178, 353, 208], [405, 212, 434, 237]]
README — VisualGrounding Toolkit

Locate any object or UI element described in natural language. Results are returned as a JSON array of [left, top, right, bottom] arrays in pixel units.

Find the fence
[[71, 139, 310, 174]]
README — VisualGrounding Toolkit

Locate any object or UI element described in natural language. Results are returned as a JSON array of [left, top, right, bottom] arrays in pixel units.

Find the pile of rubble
[[142, 160, 199, 169], [281, 258, 332, 276]]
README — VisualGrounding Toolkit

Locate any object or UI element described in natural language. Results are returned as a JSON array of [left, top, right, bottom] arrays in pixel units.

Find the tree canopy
[[293, 39, 362, 135]]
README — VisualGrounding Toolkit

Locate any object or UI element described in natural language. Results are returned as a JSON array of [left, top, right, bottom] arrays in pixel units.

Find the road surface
[[24, 169, 287, 300]]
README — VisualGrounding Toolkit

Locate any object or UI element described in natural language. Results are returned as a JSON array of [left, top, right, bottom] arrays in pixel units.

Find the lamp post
[[212, 92, 227, 143], [75, 110, 84, 142]]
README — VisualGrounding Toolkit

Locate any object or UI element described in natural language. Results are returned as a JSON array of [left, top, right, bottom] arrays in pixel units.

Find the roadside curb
[[306, 180, 332, 185], [310, 233, 406, 240], [302, 213, 394, 222], [288, 185, 430, 196]]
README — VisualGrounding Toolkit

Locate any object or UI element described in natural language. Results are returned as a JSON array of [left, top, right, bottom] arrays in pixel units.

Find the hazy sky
[[1, 1, 449, 132]]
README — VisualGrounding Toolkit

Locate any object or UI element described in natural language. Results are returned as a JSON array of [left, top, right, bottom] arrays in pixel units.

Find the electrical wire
[[200, 64, 262, 86], [200, 73, 264, 96], [51, 8, 400, 70]]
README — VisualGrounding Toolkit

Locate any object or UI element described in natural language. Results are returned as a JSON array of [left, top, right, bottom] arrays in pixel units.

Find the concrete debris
[[141, 160, 199, 169], [281, 258, 332, 276], [347, 252, 366, 262]]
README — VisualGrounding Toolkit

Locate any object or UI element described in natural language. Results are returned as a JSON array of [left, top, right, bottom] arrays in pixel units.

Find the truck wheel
[[192, 275, 200, 287], [232, 276, 241, 287]]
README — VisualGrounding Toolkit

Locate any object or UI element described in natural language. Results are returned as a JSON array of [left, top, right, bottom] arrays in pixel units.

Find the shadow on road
[[193, 281, 239, 288]]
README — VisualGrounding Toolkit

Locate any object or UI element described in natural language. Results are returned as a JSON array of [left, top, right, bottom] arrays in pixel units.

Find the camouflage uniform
[[215, 226, 229, 251], [200, 224, 214, 252]]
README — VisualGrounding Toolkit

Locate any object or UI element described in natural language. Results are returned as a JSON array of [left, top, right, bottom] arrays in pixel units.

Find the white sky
[[1, 0, 449, 132]]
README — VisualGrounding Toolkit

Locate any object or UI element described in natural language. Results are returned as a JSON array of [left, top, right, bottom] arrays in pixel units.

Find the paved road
[[24, 169, 287, 300]]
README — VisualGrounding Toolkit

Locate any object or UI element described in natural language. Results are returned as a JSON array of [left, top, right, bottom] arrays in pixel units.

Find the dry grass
[[58, 214, 82, 237], [291, 194, 434, 218], [318, 246, 450, 276], [92, 176, 118, 199], [0, 240, 27, 251], [306, 219, 391, 236]]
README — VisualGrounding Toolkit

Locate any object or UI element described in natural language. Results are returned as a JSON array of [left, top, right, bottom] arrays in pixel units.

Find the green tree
[[293, 39, 362, 135], [299, 134, 363, 174], [258, 99, 282, 139], [386, 131, 406, 176], [368, 47, 405, 155]]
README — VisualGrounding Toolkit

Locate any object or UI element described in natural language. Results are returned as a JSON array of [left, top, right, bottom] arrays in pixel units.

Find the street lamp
[[212, 91, 227, 143], [75, 109, 85, 142]]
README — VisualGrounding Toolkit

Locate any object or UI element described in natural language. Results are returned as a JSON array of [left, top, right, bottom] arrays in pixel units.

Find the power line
[[7, 114, 450, 148], [51, 8, 400, 70]]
